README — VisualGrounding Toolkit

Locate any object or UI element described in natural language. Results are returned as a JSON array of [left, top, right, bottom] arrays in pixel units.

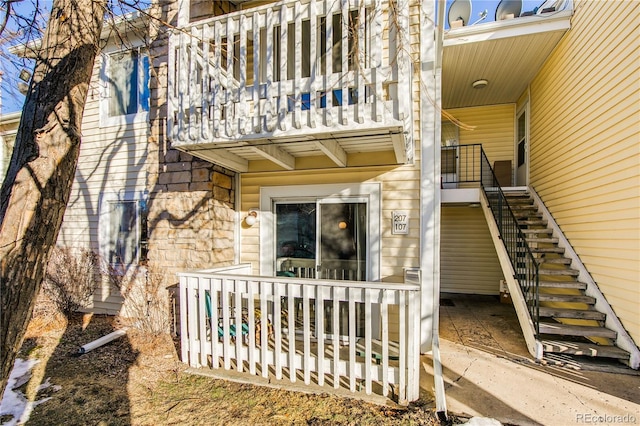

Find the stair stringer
[[479, 191, 543, 360], [529, 187, 640, 369]]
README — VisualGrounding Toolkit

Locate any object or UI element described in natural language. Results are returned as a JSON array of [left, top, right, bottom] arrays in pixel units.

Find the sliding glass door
[[275, 198, 368, 282]]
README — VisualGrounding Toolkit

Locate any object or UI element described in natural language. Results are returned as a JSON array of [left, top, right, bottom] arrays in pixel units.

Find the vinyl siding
[[240, 161, 422, 283], [58, 54, 149, 314], [440, 206, 504, 295], [446, 104, 515, 167], [529, 0, 640, 344]]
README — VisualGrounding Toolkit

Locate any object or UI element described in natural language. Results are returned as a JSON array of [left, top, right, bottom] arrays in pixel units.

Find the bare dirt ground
[[6, 308, 455, 425]]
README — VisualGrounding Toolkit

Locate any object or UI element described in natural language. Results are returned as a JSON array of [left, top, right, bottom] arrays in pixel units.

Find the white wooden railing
[[167, 0, 412, 145], [178, 269, 421, 404]]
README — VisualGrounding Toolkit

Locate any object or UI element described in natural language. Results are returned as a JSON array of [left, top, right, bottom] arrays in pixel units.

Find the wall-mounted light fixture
[[472, 79, 489, 89], [244, 209, 258, 226]]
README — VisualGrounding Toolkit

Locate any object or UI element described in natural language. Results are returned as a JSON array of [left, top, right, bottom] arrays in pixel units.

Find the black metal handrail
[[440, 144, 540, 333], [479, 150, 539, 334]]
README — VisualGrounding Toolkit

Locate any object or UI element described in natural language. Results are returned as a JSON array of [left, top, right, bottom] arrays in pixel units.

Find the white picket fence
[[167, 0, 412, 145], [178, 268, 421, 404]]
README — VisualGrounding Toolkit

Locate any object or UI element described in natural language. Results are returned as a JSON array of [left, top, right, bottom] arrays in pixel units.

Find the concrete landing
[[426, 293, 640, 425]]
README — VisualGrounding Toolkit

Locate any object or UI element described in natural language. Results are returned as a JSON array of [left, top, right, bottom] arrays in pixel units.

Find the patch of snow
[[0, 359, 58, 426], [462, 417, 503, 426]]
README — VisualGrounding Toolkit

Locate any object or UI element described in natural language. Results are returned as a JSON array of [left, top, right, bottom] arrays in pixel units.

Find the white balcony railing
[[178, 268, 421, 404], [168, 0, 413, 146]]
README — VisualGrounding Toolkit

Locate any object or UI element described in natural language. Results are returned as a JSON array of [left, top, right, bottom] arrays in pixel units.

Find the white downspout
[[420, 0, 447, 418]]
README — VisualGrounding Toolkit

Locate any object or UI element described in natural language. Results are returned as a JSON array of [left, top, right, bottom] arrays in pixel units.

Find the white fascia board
[[444, 10, 572, 47]]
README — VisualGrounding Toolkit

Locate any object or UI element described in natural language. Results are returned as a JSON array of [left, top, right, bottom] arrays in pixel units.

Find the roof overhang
[[442, 8, 572, 109]]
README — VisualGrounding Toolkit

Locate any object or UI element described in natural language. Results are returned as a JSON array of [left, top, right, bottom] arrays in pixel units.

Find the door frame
[[515, 101, 530, 186], [260, 183, 381, 281]]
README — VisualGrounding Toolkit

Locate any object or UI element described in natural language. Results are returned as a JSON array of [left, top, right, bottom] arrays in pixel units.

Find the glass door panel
[[319, 202, 367, 281], [275, 203, 317, 278]]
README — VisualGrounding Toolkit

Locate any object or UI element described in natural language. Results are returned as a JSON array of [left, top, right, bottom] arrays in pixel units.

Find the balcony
[[167, 0, 414, 172], [178, 265, 422, 404]]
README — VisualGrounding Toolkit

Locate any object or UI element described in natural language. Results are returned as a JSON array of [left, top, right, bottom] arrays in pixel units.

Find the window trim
[[99, 45, 150, 128], [99, 191, 147, 271]]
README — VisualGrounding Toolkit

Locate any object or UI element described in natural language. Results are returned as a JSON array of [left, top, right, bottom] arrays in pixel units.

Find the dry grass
[[11, 305, 454, 425]]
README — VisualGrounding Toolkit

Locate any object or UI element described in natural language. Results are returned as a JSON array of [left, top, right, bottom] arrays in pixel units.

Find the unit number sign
[[392, 211, 409, 235]]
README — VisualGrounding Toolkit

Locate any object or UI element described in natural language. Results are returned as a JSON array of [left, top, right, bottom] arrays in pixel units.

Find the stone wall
[[146, 0, 237, 282]]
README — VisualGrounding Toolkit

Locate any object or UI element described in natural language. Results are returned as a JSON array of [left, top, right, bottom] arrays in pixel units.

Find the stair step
[[526, 237, 560, 244], [539, 307, 603, 320], [540, 340, 630, 360], [539, 268, 579, 276], [530, 247, 565, 254], [503, 191, 530, 198], [539, 322, 617, 339], [539, 293, 596, 304], [518, 219, 548, 226], [538, 257, 572, 265], [513, 212, 543, 219], [510, 205, 538, 210], [520, 228, 553, 235], [539, 280, 587, 290]]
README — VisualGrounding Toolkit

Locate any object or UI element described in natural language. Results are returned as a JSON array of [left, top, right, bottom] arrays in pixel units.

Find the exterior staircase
[[504, 190, 633, 364]]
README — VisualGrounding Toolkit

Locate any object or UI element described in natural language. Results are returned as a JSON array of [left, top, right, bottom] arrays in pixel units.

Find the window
[[102, 199, 148, 269], [104, 48, 150, 119]]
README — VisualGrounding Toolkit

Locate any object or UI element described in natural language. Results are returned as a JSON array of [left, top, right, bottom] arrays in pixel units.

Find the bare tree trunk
[[0, 0, 106, 396]]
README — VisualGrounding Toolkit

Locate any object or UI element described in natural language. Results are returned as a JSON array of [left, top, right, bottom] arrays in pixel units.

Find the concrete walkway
[[425, 294, 640, 425]]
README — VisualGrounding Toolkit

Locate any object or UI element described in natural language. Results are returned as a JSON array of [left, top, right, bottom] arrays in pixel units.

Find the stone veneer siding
[[146, 0, 237, 280]]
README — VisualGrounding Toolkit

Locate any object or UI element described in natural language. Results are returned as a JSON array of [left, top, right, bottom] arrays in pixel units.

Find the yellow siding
[[441, 206, 504, 295], [445, 104, 515, 166], [529, 0, 640, 344], [240, 163, 422, 282]]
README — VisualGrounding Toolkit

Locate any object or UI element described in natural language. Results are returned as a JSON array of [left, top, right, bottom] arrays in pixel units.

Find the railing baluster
[[340, 0, 349, 125], [364, 288, 372, 394], [279, 5, 288, 131], [167, 34, 177, 140], [309, 0, 317, 128], [266, 8, 275, 131], [235, 279, 244, 372], [260, 280, 269, 378], [372, 0, 382, 122], [274, 281, 282, 379], [325, 0, 334, 126], [208, 278, 219, 369], [177, 32, 189, 142], [225, 17, 235, 137], [222, 278, 231, 369], [356, 0, 365, 124], [213, 21, 222, 137], [201, 25, 211, 140], [287, 282, 296, 382], [252, 12, 261, 133], [293, 1, 302, 129], [398, 290, 406, 404], [316, 285, 325, 386], [348, 287, 356, 392], [380, 288, 389, 396], [303, 284, 311, 384], [332, 287, 340, 389], [198, 279, 208, 367], [179, 276, 189, 365], [248, 279, 257, 374], [189, 27, 199, 141], [239, 13, 248, 135]]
